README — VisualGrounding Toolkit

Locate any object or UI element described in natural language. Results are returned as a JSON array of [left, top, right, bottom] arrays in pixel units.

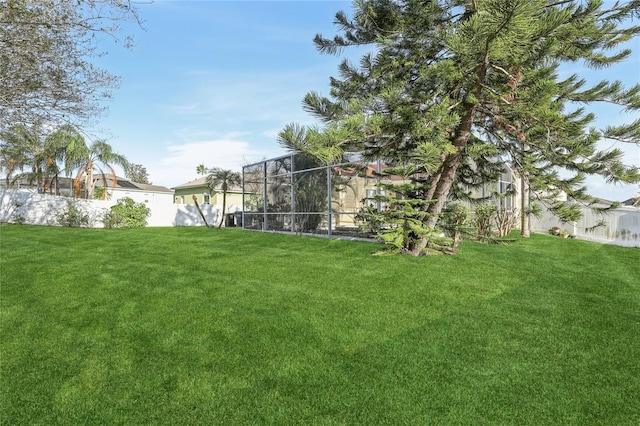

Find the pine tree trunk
[[419, 55, 488, 252], [424, 166, 443, 205], [425, 103, 477, 230]]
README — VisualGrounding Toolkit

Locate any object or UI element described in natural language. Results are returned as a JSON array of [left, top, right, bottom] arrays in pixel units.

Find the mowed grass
[[1, 225, 639, 425]]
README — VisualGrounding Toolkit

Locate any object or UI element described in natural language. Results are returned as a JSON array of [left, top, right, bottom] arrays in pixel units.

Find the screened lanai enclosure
[[242, 154, 380, 237], [241, 153, 517, 237]]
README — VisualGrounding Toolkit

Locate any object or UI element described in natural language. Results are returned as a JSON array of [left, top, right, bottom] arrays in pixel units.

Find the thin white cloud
[[261, 128, 281, 139], [147, 138, 280, 188], [156, 66, 333, 125]]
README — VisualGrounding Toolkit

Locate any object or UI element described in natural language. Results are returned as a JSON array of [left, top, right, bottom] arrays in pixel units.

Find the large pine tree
[[279, 0, 640, 255]]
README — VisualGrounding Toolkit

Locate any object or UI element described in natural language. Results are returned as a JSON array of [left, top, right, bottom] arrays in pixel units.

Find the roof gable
[[172, 176, 242, 192], [94, 174, 172, 193]]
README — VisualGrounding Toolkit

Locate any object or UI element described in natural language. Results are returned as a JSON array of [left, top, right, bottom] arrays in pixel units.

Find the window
[[203, 194, 210, 204], [365, 189, 376, 207], [498, 180, 514, 211], [365, 189, 386, 210]]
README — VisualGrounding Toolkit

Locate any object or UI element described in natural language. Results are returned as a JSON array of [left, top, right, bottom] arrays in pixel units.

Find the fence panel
[[532, 204, 640, 247], [0, 189, 221, 228]]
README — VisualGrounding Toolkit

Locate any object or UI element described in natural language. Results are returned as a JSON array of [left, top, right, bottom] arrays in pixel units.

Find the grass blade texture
[[1, 225, 639, 424]]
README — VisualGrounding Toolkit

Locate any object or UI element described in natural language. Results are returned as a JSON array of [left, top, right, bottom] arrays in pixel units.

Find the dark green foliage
[[549, 200, 583, 223], [360, 164, 452, 255], [440, 203, 473, 248], [355, 204, 384, 235], [279, 0, 640, 254], [0, 124, 82, 194], [291, 155, 329, 232], [474, 202, 498, 240], [259, 154, 352, 233], [103, 197, 150, 228]]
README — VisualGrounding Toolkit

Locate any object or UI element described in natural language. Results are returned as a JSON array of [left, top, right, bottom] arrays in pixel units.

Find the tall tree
[[0, 124, 49, 191], [125, 163, 151, 184], [196, 164, 207, 176], [280, 0, 640, 255], [73, 140, 129, 199], [0, 126, 31, 186], [45, 125, 87, 194], [0, 123, 74, 193], [206, 168, 241, 229], [0, 0, 142, 133]]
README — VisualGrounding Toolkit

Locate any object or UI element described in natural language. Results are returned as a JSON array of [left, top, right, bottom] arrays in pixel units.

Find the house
[[93, 175, 174, 206], [0, 176, 76, 197], [242, 153, 522, 236], [0, 174, 173, 206], [172, 176, 243, 223]]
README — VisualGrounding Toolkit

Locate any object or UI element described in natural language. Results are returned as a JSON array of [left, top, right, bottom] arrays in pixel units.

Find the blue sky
[[94, 1, 639, 201]]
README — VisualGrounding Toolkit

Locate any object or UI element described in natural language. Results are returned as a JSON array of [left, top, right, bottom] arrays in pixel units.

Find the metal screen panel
[[242, 153, 377, 237]]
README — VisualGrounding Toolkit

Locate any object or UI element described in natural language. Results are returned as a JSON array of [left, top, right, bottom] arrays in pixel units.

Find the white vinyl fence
[[3, 189, 639, 247], [0, 189, 222, 228], [532, 204, 640, 248]]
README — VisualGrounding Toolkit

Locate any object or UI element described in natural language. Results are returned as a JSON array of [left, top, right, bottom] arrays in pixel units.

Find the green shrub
[[440, 203, 473, 247], [474, 203, 497, 239], [103, 197, 150, 228], [354, 205, 385, 235], [93, 187, 113, 200], [55, 201, 90, 227]]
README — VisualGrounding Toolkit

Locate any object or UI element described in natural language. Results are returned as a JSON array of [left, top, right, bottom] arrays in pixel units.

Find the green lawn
[[1, 225, 639, 425]]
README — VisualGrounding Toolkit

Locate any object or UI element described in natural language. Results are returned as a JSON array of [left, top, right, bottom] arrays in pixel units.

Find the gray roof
[[172, 176, 242, 192], [94, 175, 172, 193], [622, 196, 640, 207]]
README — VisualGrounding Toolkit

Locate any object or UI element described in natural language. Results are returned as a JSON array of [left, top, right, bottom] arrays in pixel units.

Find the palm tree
[[0, 126, 32, 187], [0, 123, 68, 192], [73, 140, 129, 199], [206, 168, 241, 228], [0, 125, 127, 199], [196, 164, 207, 176], [43, 125, 86, 195]]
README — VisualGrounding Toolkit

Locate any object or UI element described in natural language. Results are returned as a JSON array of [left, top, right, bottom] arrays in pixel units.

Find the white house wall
[[108, 188, 174, 208]]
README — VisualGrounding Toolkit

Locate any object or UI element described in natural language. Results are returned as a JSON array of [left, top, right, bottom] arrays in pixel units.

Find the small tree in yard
[[474, 203, 498, 241], [357, 164, 452, 254], [440, 203, 473, 250], [279, 0, 640, 255], [103, 197, 150, 228], [206, 168, 241, 229]]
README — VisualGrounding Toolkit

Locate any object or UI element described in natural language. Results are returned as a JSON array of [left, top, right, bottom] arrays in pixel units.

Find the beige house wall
[[173, 186, 243, 215]]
